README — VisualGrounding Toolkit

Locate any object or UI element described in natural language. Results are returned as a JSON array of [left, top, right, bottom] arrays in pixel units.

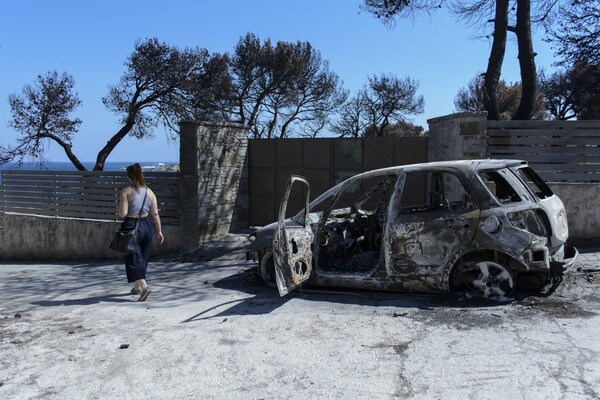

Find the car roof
[[302, 159, 530, 211], [349, 159, 527, 179]]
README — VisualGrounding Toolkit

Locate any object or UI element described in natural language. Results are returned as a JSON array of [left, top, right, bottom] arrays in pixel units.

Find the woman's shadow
[[33, 292, 135, 306]]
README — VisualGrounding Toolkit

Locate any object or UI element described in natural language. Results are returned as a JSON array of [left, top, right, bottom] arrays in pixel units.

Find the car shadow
[[182, 267, 523, 323]]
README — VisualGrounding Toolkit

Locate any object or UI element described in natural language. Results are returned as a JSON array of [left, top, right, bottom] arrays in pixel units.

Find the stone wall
[[179, 121, 249, 249], [427, 111, 488, 162]]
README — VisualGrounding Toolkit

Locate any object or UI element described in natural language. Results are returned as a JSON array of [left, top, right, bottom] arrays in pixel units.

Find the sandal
[[138, 287, 152, 302]]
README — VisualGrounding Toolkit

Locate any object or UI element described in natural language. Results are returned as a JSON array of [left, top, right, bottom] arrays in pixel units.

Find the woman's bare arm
[[117, 188, 130, 219], [149, 189, 164, 244]]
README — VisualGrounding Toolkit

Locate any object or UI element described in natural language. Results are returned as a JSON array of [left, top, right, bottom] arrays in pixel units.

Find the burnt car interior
[[479, 171, 522, 204], [480, 169, 551, 238], [399, 171, 475, 214], [317, 170, 478, 276], [318, 174, 397, 274]]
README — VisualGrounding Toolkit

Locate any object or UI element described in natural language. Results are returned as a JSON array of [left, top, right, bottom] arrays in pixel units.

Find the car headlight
[[557, 209, 568, 231]]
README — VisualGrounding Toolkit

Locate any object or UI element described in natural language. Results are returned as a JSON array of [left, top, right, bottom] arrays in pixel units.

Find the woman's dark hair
[[126, 163, 147, 188]]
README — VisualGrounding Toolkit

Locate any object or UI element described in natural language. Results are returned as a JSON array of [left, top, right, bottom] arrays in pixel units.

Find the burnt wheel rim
[[259, 250, 275, 285], [471, 261, 514, 298]]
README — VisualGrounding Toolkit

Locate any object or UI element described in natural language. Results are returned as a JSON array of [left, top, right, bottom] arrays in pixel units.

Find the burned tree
[[3, 71, 85, 169]]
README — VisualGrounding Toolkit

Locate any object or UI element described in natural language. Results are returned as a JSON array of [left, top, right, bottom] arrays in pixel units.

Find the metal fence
[[487, 120, 600, 182], [0, 170, 180, 224], [248, 137, 429, 226]]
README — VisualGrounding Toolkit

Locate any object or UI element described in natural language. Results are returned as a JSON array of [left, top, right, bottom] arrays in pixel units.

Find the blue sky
[[0, 0, 558, 163]]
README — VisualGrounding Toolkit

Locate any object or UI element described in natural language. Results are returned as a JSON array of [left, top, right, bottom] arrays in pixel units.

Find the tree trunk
[[64, 146, 87, 171], [483, 0, 509, 120], [42, 132, 87, 171], [93, 117, 136, 171], [512, 0, 537, 120]]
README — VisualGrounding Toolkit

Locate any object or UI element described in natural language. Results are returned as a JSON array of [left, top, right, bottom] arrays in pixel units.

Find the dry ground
[[1, 244, 599, 399]]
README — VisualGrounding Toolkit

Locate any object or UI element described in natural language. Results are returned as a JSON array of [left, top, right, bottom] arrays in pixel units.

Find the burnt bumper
[[550, 244, 579, 277]]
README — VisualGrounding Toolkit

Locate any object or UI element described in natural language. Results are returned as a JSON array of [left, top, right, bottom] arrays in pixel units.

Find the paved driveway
[[1, 246, 599, 399]]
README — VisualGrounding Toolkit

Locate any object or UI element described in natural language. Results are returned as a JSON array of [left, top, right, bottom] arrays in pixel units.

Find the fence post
[[427, 112, 488, 161], [179, 121, 250, 249], [0, 170, 4, 227]]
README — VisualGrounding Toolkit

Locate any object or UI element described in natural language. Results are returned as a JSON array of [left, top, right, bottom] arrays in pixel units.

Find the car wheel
[[461, 261, 515, 298], [258, 248, 276, 287]]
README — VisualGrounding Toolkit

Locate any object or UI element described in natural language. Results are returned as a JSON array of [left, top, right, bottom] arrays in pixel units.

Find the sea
[[0, 161, 178, 172]]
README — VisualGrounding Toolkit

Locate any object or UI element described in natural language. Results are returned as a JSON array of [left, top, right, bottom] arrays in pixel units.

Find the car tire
[[455, 261, 515, 299], [258, 248, 276, 287]]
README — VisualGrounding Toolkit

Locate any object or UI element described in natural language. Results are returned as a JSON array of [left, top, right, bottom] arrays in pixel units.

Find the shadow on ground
[[182, 267, 529, 324], [4, 241, 598, 328]]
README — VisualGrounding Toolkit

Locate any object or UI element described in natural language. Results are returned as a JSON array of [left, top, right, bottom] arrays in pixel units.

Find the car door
[[272, 175, 314, 297], [385, 169, 479, 283]]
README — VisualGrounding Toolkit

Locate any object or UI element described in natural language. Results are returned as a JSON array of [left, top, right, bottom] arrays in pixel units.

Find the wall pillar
[[427, 112, 488, 161], [179, 121, 249, 248]]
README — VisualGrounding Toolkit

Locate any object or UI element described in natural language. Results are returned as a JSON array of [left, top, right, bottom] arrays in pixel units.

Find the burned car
[[247, 160, 578, 298]]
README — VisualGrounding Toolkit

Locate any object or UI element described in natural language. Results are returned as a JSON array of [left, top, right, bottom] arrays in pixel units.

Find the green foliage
[[538, 62, 600, 120], [2, 32, 425, 169], [332, 73, 424, 138], [454, 74, 545, 120], [102, 37, 209, 140], [227, 33, 348, 138], [538, 68, 577, 120], [548, 0, 599, 66], [569, 62, 600, 120]]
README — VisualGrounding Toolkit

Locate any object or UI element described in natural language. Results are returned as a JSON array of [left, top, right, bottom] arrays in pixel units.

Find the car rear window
[[479, 170, 522, 204], [512, 167, 554, 200]]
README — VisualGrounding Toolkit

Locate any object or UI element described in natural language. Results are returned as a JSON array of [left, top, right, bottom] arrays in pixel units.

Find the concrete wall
[[548, 183, 600, 241], [0, 213, 180, 260]]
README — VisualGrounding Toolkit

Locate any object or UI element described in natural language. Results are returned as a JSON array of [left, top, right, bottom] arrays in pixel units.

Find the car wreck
[[247, 159, 578, 299]]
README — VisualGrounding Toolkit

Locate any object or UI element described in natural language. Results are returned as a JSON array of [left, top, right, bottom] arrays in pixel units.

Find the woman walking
[[117, 163, 164, 301]]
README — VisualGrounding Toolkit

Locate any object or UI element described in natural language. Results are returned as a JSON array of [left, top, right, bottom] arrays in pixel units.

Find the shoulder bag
[[109, 189, 148, 254]]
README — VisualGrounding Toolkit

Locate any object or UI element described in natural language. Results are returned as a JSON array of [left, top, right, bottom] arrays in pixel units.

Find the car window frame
[[396, 167, 478, 215]]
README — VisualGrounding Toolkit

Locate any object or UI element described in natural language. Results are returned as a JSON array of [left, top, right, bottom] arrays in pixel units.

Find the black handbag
[[109, 189, 148, 254]]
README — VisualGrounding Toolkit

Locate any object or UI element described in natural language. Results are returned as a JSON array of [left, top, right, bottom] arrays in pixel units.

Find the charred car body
[[248, 160, 578, 298]]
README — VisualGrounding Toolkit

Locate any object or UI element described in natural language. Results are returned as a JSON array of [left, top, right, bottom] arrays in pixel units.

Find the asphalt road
[[1, 242, 599, 399]]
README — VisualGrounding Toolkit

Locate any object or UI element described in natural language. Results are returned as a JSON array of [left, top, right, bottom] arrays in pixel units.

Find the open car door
[[272, 175, 314, 297]]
